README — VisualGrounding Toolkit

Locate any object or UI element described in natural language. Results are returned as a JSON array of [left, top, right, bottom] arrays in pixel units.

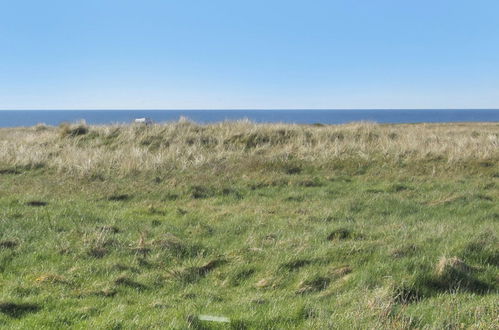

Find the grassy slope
[[0, 122, 498, 329]]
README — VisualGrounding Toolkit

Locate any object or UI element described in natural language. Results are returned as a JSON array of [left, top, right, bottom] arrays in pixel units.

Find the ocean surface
[[1, 110, 499, 127]]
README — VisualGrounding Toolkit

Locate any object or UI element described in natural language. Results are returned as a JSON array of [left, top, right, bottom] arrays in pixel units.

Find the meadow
[[0, 120, 498, 329]]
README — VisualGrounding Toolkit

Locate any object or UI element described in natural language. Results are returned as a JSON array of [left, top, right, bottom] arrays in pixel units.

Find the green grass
[[0, 122, 497, 328]]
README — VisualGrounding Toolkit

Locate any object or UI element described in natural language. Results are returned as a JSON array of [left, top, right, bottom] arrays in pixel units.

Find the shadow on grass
[[25, 200, 48, 207], [0, 302, 40, 318], [114, 275, 148, 290], [279, 259, 312, 271], [394, 258, 496, 305], [0, 168, 21, 175], [0, 239, 18, 249], [169, 259, 226, 283], [107, 194, 131, 201]]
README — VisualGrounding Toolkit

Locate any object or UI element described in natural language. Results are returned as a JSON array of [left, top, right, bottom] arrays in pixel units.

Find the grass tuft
[[430, 256, 491, 293], [295, 275, 330, 294], [152, 233, 200, 258], [59, 121, 89, 137]]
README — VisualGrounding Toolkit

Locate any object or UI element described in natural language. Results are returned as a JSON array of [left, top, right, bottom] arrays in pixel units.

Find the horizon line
[[1, 108, 499, 111]]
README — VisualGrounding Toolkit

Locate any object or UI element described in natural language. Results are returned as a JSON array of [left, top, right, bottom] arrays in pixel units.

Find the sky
[[1, 0, 499, 110]]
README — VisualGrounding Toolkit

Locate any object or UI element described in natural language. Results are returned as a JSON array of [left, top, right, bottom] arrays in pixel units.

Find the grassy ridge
[[0, 121, 498, 328], [1, 120, 498, 177]]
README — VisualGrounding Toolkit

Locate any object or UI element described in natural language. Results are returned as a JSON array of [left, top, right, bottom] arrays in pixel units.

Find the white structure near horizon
[[134, 117, 153, 125]]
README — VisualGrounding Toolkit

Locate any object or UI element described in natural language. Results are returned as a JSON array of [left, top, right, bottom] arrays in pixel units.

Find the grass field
[[0, 121, 498, 329]]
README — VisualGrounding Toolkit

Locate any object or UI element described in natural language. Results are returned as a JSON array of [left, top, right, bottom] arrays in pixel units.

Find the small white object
[[134, 117, 153, 125], [198, 315, 230, 323]]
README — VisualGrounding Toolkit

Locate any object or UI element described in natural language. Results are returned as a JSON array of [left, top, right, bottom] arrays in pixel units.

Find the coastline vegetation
[[0, 120, 498, 328]]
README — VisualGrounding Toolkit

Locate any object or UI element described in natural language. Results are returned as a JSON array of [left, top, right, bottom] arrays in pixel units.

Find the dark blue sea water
[[1, 110, 498, 127]]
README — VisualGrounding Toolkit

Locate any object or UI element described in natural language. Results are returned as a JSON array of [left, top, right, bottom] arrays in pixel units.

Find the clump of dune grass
[[436, 256, 471, 276], [59, 121, 89, 137], [432, 256, 489, 292], [34, 123, 49, 132]]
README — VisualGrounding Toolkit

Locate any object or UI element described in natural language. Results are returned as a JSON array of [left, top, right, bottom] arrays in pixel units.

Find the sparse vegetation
[[0, 120, 497, 328]]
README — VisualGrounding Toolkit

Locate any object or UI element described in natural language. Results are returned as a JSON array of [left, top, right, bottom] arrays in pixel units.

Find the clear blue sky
[[1, 0, 498, 109]]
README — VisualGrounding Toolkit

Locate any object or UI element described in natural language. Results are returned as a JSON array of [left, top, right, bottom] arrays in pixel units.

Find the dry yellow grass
[[0, 120, 498, 177]]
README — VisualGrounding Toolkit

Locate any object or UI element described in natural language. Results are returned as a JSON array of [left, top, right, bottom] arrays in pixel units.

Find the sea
[[1, 109, 499, 127]]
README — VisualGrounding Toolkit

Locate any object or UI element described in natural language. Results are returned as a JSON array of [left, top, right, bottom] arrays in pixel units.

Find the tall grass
[[0, 120, 497, 177]]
